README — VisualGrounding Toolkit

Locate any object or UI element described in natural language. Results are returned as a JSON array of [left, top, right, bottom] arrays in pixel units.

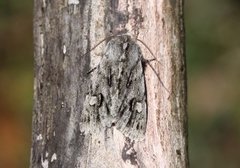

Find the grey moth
[[80, 35, 147, 140]]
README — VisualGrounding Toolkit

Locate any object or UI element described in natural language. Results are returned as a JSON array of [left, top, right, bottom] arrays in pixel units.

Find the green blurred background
[[0, 0, 240, 167]]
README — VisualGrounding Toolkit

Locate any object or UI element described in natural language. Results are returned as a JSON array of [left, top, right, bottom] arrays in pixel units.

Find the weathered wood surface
[[31, 0, 188, 167]]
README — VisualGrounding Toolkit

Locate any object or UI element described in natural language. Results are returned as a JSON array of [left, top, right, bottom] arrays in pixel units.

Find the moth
[[80, 35, 148, 140]]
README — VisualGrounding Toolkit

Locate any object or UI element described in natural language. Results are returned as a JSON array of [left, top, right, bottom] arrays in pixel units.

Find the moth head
[[105, 40, 123, 61]]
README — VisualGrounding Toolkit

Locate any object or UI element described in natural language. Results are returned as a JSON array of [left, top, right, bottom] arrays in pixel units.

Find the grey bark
[[31, 0, 188, 168]]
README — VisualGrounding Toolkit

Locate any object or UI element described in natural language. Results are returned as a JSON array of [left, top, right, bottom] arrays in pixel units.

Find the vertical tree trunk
[[31, 0, 188, 168]]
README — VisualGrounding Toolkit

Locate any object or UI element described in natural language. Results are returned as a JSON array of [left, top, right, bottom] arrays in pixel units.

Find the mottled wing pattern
[[80, 35, 147, 140]]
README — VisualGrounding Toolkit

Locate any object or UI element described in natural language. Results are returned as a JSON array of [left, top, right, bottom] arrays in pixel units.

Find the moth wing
[[80, 62, 107, 133], [115, 58, 147, 140]]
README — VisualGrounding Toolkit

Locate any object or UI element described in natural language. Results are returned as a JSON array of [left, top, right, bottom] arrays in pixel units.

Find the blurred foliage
[[186, 0, 240, 167], [0, 0, 240, 167], [0, 0, 33, 167]]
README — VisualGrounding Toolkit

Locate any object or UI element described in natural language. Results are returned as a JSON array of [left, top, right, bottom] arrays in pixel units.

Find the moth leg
[[142, 58, 155, 63], [87, 66, 97, 74], [144, 60, 172, 95]]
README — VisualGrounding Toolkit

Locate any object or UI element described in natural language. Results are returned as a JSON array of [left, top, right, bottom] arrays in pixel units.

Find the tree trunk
[[31, 0, 188, 168]]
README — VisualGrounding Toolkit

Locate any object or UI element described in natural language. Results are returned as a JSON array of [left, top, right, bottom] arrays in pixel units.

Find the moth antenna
[[83, 36, 115, 75], [137, 39, 174, 96], [145, 60, 172, 95], [136, 38, 163, 66], [83, 35, 115, 56]]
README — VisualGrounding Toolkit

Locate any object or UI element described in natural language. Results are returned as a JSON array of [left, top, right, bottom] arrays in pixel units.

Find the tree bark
[[31, 0, 188, 168]]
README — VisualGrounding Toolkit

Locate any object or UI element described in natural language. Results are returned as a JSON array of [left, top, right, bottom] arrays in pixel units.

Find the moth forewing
[[80, 35, 147, 141]]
